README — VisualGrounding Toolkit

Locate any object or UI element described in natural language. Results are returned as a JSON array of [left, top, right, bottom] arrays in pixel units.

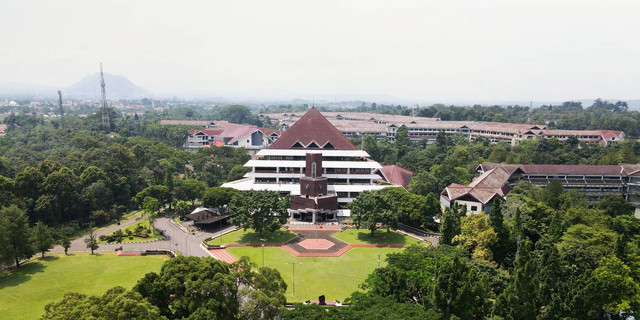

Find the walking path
[[208, 249, 237, 263], [50, 215, 234, 257]]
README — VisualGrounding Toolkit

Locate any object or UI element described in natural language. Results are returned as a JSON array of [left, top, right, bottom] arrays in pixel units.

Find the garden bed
[[98, 222, 164, 244]]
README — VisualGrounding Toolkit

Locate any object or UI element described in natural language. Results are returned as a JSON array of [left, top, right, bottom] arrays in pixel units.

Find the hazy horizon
[[1, 0, 639, 102]]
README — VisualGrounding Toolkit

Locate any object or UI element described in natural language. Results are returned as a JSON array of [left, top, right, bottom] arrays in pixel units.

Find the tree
[[363, 135, 380, 160], [61, 238, 71, 255], [232, 257, 288, 320], [227, 164, 251, 181], [174, 200, 191, 220], [542, 181, 564, 209], [142, 196, 161, 229], [588, 255, 640, 318], [348, 190, 397, 236], [79, 165, 110, 187], [135, 185, 170, 207], [453, 214, 497, 261], [0, 205, 34, 268], [217, 104, 253, 124], [439, 205, 464, 246], [32, 221, 54, 258], [202, 187, 240, 208], [395, 126, 410, 158], [83, 181, 114, 213], [488, 198, 510, 264], [84, 225, 99, 255], [229, 190, 289, 235], [0, 176, 15, 207], [134, 256, 238, 319], [434, 256, 490, 319], [40, 167, 80, 224], [495, 239, 538, 320], [42, 287, 166, 320], [380, 187, 435, 229], [407, 170, 440, 196], [174, 178, 206, 206], [596, 195, 633, 217]]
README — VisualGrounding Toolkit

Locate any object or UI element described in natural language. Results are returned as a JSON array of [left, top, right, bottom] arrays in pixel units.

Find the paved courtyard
[[284, 230, 348, 254]]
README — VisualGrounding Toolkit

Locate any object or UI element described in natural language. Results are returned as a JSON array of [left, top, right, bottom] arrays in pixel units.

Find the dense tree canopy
[[229, 190, 289, 235]]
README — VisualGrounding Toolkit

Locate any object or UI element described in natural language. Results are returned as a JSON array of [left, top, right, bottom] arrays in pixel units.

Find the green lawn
[[226, 246, 400, 303], [332, 228, 425, 246], [0, 253, 166, 320], [213, 228, 297, 245]]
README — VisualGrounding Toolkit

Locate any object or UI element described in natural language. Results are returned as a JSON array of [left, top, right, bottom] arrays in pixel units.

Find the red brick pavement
[[208, 249, 238, 263]]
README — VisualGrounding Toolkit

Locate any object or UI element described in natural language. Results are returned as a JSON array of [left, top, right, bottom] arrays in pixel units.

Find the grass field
[[213, 228, 297, 245], [0, 253, 167, 320], [226, 246, 400, 302], [332, 228, 425, 246]]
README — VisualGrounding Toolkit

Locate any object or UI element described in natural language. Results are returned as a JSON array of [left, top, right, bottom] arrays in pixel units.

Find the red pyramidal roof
[[269, 107, 358, 150]]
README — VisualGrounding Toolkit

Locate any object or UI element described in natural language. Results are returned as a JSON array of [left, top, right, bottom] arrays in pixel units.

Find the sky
[[1, 0, 639, 102]]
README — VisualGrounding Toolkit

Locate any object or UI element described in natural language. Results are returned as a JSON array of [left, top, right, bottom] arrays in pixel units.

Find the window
[[471, 206, 478, 212], [312, 162, 317, 178]]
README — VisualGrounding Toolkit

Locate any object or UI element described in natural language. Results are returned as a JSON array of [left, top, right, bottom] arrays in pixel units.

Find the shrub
[[129, 236, 133, 240]]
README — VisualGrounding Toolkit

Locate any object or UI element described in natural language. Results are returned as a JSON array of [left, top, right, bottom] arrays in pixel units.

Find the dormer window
[[323, 142, 335, 149]]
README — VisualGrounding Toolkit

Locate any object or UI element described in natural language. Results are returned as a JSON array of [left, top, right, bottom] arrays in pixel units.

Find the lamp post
[[260, 238, 266, 267], [184, 232, 189, 256], [288, 261, 302, 296]]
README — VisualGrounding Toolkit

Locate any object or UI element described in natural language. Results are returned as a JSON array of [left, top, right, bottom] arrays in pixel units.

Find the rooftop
[[269, 107, 358, 150]]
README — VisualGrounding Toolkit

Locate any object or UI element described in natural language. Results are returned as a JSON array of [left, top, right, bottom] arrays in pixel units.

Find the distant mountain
[[0, 82, 56, 98], [64, 73, 148, 99]]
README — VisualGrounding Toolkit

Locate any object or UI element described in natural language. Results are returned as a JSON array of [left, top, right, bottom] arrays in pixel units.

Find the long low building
[[264, 112, 625, 146], [223, 107, 412, 220], [441, 161, 640, 217]]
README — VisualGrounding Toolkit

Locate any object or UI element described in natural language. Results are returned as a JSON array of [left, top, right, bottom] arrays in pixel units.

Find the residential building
[[223, 107, 412, 220], [160, 120, 281, 152], [185, 124, 281, 153], [441, 161, 640, 218]]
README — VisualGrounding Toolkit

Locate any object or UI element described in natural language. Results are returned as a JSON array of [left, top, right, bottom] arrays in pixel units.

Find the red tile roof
[[161, 120, 232, 127], [599, 130, 624, 140], [519, 164, 623, 175], [378, 165, 413, 188], [478, 161, 626, 176], [188, 128, 225, 135], [269, 107, 357, 150], [442, 166, 512, 204]]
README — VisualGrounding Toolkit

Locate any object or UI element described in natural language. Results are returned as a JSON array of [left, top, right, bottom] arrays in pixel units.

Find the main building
[[222, 107, 411, 221]]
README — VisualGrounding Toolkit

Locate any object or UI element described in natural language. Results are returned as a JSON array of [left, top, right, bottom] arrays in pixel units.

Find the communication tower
[[100, 63, 110, 130]]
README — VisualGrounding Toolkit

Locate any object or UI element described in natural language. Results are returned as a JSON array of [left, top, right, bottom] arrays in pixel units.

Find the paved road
[[50, 216, 234, 257]]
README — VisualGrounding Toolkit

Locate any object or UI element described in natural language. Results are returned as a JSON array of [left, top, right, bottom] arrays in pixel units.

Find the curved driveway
[[50, 216, 229, 257]]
